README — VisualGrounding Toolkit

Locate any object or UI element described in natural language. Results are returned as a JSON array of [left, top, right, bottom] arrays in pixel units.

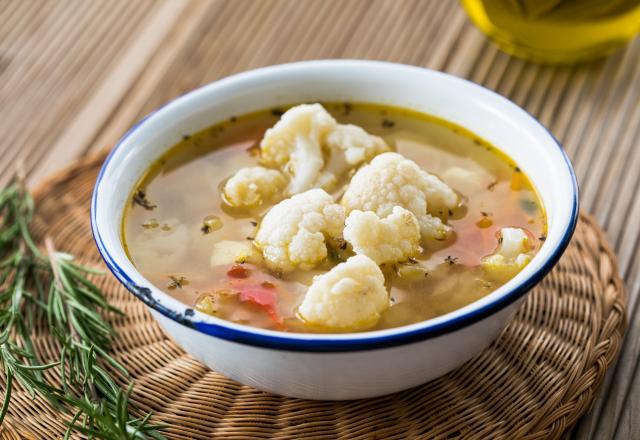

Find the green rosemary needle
[[0, 176, 165, 439]]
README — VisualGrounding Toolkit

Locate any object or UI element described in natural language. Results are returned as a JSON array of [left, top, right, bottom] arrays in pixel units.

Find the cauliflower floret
[[210, 240, 263, 267], [298, 255, 389, 331], [327, 124, 389, 165], [254, 189, 345, 272], [343, 206, 421, 264], [223, 166, 287, 208], [341, 152, 459, 241], [318, 124, 390, 188], [260, 104, 334, 194], [482, 227, 532, 281], [260, 104, 390, 194]]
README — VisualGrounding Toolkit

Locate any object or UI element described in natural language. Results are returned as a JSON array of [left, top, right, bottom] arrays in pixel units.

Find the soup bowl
[[91, 60, 578, 400]]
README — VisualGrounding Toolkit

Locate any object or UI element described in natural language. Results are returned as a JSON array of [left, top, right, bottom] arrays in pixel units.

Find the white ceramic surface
[[91, 60, 578, 400]]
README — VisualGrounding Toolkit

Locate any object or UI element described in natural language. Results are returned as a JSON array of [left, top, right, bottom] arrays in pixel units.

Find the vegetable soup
[[123, 102, 546, 333]]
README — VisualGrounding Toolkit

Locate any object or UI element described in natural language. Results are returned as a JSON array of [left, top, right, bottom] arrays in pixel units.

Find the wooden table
[[1, 1, 638, 438]]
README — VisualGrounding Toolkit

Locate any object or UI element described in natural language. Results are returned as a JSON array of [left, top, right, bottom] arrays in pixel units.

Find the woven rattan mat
[[2, 151, 627, 440]]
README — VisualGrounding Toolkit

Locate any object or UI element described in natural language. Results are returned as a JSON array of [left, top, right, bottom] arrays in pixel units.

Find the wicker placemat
[[1, 151, 627, 440]]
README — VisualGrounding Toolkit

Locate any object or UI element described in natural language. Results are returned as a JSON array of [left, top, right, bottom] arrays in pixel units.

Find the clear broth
[[123, 103, 546, 333]]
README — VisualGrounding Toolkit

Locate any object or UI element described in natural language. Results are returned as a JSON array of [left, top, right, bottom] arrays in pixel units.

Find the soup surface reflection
[[123, 103, 546, 333]]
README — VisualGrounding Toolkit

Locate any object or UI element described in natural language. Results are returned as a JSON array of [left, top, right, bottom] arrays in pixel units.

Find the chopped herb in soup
[[123, 102, 546, 333]]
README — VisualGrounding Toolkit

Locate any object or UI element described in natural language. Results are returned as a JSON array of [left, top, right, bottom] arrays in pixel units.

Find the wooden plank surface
[[1, 0, 639, 438]]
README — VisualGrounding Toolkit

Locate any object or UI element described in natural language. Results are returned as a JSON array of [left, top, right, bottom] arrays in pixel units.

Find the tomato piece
[[225, 266, 284, 327], [228, 277, 283, 326], [238, 287, 281, 323], [227, 264, 249, 278]]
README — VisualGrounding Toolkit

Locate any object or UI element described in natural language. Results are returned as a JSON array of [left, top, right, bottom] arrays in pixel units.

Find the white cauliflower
[[254, 189, 345, 272], [223, 166, 287, 208], [327, 124, 389, 165], [482, 227, 532, 281], [318, 123, 390, 188], [260, 104, 390, 194], [210, 240, 263, 267], [341, 152, 459, 241], [343, 206, 421, 264], [260, 104, 334, 194], [298, 255, 389, 331]]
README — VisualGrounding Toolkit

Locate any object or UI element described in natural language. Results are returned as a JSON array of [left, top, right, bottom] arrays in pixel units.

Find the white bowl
[[91, 60, 578, 400]]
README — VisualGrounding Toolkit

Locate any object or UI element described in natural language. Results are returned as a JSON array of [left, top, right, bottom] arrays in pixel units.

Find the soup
[[123, 102, 546, 333]]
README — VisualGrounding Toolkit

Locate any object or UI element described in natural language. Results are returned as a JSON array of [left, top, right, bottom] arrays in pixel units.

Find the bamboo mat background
[[0, 0, 638, 438]]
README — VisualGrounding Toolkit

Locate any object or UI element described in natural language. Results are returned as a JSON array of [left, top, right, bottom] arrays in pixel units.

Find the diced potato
[[210, 240, 263, 267], [195, 289, 237, 316], [396, 263, 428, 280], [195, 295, 219, 315]]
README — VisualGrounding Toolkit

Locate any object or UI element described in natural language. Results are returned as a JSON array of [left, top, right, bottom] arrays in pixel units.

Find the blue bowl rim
[[90, 60, 579, 353]]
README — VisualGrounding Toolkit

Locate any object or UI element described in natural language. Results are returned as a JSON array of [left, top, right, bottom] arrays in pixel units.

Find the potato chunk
[[210, 240, 263, 267]]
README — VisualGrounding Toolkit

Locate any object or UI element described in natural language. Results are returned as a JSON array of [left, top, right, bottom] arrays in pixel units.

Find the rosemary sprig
[[0, 176, 165, 439]]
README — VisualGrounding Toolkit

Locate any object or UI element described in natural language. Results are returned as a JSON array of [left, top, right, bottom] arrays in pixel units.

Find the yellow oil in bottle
[[461, 0, 640, 64]]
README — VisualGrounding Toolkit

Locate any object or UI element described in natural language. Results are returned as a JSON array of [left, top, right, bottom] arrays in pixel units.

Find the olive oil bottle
[[461, 0, 640, 64]]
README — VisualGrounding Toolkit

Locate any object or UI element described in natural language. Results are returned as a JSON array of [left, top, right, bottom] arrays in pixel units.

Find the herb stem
[[0, 175, 165, 439]]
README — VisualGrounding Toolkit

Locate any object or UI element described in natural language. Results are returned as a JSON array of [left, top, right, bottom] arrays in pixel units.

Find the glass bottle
[[460, 0, 640, 64]]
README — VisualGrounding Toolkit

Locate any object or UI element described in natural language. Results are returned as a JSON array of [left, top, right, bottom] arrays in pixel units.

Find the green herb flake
[[132, 188, 157, 210], [142, 218, 159, 229], [520, 199, 537, 214], [445, 255, 459, 265], [168, 275, 189, 290], [381, 118, 395, 128], [479, 279, 492, 289]]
